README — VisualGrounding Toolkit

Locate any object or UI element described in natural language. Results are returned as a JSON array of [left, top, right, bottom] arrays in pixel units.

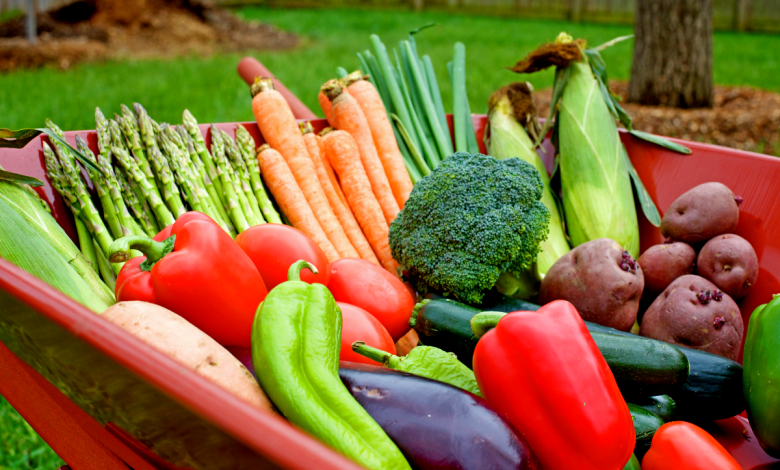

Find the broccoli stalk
[[389, 152, 550, 305]]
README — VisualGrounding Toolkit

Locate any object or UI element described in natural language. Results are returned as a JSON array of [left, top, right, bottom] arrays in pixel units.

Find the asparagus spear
[[118, 113, 152, 178], [161, 129, 237, 234], [138, 114, 186, 218], [93, 238, 116, 292], [74, 134, 125, 239], [184, 135, 236, 236], [235, 125, 282, 224], [158, 132, 203, 213], [210, 127, 250, 233], [221, 129, 264, 225], [42, 142, 97, 271], [182, 110, 229, 213], [116, 169, 158, 237], [113, 146, 175, 227], [44, 121, 117, 267]]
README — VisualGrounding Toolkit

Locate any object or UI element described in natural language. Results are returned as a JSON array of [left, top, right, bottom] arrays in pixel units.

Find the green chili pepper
[[352, 342, 482, 397], [252, 260, 411, 470]]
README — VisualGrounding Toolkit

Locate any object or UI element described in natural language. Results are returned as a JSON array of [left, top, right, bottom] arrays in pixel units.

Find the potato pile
[[539, 182, 756, 361], [640, 182, 755, 361]]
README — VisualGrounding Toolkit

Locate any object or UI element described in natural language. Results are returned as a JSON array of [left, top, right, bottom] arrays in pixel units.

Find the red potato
[[697, 234, 758, 299], [102, 301, 275, 412], [660, 182, 741, 245], [638, 242, 697, 296], [328, 258, 415, 341], [640, 275, 744, 361], [539, 238, 644, 331], [338, 302, 397, 366]]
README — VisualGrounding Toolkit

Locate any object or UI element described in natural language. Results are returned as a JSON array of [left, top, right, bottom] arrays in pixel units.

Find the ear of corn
[[487, 94, 571, 275], [0, 178, 115, 311], [557, 59, 639, 257], [0, 181, 114, 312]]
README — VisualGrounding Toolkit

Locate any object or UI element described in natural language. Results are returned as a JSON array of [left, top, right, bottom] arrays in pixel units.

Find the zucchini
[[412, 298, 689, 399], [628, 403, 664, 461], [592, 332, 689, 397], [668, 347, 745, 421], [631, 395, 677, 422], [411, 297, 481, 369], [580, 320, 746, 421]]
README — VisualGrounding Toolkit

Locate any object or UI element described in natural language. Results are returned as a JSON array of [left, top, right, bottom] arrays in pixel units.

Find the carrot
[[322, 80, 401, 226], [250, 77, 356, 259], [318, 86, 334, 124], [302, 123, 377, 264], [256, 144, 340, 262], [345, 71, 414, 208], [322, 130, 399, 274], [315, 128, 348, 207]]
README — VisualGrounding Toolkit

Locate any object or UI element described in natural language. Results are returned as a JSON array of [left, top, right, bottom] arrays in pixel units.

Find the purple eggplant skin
[[338, 361, 538, 470]]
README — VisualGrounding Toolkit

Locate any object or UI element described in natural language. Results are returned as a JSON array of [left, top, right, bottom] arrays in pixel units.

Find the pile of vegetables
[[1, 27, 779, 470]]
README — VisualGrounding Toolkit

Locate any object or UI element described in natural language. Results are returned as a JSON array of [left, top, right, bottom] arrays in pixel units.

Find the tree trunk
[[628, 0, 713, 108]]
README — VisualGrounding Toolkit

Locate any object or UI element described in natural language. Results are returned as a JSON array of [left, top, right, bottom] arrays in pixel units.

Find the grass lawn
[[0, 397, 64, 469], [1, 7, 779, 132]]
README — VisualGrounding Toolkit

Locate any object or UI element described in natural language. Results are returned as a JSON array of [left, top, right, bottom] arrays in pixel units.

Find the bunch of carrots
[[250, 72, 413, 275]]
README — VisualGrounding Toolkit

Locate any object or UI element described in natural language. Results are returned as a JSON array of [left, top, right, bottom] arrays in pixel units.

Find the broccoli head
[[389, 152, 550, 305]]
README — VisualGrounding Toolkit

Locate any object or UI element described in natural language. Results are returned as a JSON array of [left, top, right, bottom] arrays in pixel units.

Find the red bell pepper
[[641, 421, 741, 470], [472, 300, 635, 470], [109, 212, 268, 347]]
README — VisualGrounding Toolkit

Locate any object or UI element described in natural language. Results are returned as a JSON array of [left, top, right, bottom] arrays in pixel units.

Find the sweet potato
[[102, 301, 275, 412], [539, 238, 644, 331], [660, 182, 740, 245], [639, 275, 743, 361], [638, 242, 697, 296], [697, 234, 758, 299]]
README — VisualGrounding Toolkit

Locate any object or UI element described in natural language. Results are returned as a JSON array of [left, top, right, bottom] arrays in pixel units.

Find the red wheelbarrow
[[1, 57, 779, 470]]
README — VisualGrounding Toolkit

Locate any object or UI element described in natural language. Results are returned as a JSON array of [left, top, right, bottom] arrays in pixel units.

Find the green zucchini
[[592, 332, 689, 397], [631, 395, 677, 422], [412, 298, 689, 399], [411, 298, 481, 369], [628, 403, 664, 461], [668, 347, 745, 421], [580, 320, 745, 421]]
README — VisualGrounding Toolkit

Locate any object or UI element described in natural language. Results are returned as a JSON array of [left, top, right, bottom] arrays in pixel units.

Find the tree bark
[[733, 0, 752, 31], [628, 0, 713, 108]]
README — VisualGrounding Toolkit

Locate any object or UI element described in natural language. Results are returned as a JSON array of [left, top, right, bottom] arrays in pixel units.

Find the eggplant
[[338, 362, 538, 470]]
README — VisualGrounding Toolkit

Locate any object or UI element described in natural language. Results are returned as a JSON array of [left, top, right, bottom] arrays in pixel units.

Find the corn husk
[[557, 59, 639, 257], [487, 89, 571, 274], [0, 180, 114, 311], [508, 33, 692, 259]]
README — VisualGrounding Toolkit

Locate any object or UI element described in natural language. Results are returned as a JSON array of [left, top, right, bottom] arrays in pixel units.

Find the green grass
[[2, 7, 780, 132], [0, 396, 64, 469]]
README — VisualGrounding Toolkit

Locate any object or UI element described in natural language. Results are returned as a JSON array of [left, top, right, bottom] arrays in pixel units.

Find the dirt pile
[[0, 0, 298, 71], [535, 81, 780, 156]]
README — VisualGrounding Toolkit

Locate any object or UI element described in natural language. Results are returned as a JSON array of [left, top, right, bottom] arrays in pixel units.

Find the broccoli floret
[[389, 152, 550, 305]]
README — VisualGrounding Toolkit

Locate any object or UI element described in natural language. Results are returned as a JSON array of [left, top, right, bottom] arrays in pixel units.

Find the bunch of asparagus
[[43, 105, 281, 290]]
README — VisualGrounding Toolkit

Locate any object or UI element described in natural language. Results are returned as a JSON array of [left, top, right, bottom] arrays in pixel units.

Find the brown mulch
[[0, 0, 299, 72], [534, 81, 780, 156]]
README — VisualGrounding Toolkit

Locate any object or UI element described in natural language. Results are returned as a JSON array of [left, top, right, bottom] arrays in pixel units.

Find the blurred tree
[[628, 0, 713, 108]]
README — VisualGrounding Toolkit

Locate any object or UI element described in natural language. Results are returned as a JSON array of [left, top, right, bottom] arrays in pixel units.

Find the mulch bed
[[534, 81, 780, 156], [0, 0, 299, 72]]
